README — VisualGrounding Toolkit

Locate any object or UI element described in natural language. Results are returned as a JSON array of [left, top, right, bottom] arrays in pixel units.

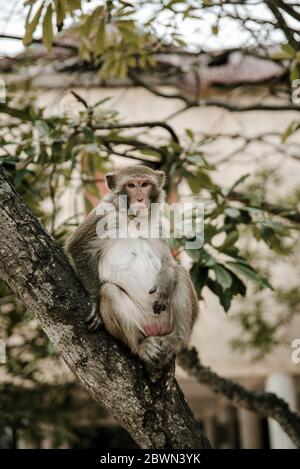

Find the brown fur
[[65, 166, 199, 366]]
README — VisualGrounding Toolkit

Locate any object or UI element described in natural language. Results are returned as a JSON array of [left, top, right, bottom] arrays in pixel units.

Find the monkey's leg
[[170, 265, 199, 343], [100, 284, 174, 364], [100, 283, 143, 353], [152, 265, 199, 365]]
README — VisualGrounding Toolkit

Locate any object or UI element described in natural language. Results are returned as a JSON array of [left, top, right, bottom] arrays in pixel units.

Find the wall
[[34, 84, 300, 382]]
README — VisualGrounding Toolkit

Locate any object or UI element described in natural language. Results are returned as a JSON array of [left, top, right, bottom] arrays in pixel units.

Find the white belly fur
[[99, 238, 161, 317]]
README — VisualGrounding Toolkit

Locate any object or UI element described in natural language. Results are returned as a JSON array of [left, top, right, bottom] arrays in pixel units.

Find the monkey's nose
[[137, 198, 144, 203]]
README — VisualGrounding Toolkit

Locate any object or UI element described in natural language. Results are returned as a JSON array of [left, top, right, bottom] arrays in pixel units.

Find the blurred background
[[0, 0, 300, 449]]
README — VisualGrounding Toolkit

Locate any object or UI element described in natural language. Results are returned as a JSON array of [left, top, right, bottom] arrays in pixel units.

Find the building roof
[[0, 34, 286, 92]]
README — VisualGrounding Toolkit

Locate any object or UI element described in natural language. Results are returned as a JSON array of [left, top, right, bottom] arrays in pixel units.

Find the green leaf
[[66, 0, 82, 13], [271, 51, 291, 60], [186, 247, 214, 265], [241, 206, 263, 215], [213, 264, 232, 290], [187, 170, 214, 192], [174, 37, 187, 47], [227, 173, 250, 194], [207, 269, 246, 312], [186, 154, 204, 165], [203, 224, 219, 243], [54, 0, 65, 30], [224, 207, 240, 218], [93, 97, 112, 108], [37, 144, 48, 164], [166, 0, 185, 6], [51, 141, 63, 162], [42, 4, 53, 51], [281, 120, 300, 143], [200, 248, 216, 267], [185, 128, 194, 141], [140, 148, 161, 158], [290, 62, 300, 82], [23, 2, 45, 46], [220, 231, 239, 251], [267, 234, 290, 255], [95, 16, 106, 55], [82, 126, 94, 140], [258, 222, 291, 255], [265, 220, 290, 236], [281, 43, 296, 59], [206, 279, 232, 312], [115, 57, 128, 79], [211, 24, 219, 35], [229, 271, 247, 297], [0, 157, 17, 168], [190, 265, 209, 296], [35, 120, 50, 136], [228, 261, 272, 289], [240, 209, 253, 224]]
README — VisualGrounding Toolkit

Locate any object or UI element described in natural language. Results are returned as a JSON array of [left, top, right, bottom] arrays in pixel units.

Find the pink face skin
[[125, 177, 152, 209]]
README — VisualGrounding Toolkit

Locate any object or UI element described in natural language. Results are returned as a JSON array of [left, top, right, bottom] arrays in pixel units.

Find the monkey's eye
[[127, 183, 135, 189], [141, 182, 150, 188]]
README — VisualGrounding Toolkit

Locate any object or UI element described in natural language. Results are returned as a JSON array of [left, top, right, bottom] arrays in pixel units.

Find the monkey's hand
[[85, 298, 102, 331], [149, 286, 169, 315]]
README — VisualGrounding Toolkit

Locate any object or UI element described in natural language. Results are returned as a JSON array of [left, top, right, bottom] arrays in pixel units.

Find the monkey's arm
[[149, 250, 177, 314], [65, 209, 103, 330]]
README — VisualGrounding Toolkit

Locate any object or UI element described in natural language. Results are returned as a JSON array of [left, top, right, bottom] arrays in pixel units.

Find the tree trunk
[[0, 166, 211, 449]]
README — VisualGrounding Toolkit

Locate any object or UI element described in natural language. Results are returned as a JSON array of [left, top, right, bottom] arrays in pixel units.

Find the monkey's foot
[[85, 302, 102, 331], [138, 336, 174, 366]]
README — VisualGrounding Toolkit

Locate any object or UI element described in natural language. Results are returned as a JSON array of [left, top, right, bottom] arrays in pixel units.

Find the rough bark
[[179, 348, 300, 448], [0, 166, 211, 449]]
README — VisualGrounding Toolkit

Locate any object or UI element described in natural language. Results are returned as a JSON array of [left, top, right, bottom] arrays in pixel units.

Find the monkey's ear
[[106, 173, 117, 190], [156, 170, 166, 188]]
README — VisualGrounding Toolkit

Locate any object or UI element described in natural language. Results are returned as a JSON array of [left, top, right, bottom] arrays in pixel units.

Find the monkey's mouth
[[128, 203, 149, 217]]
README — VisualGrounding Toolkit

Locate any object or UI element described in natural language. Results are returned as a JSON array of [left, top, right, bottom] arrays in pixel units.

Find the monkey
[[65, 165, 199, 366]]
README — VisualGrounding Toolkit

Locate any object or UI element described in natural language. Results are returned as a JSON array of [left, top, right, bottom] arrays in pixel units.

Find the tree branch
[[129, 71, 300, 113], [265, 0, 299, 49], [200, 100, 300, 113], [178, 347, 300, 448], [0, 34, 78, 52], [0, 166, 210, 449], [129, 70, 197, 107], [0, 103, 34, 121], [227, 190, 300, 224], [93, 121, 180, 144], [277, 0, 300, 23]]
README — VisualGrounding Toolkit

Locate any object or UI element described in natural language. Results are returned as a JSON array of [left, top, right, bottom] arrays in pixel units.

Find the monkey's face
[[125, 177, 152, 214], [105, 167, 165, 214]]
